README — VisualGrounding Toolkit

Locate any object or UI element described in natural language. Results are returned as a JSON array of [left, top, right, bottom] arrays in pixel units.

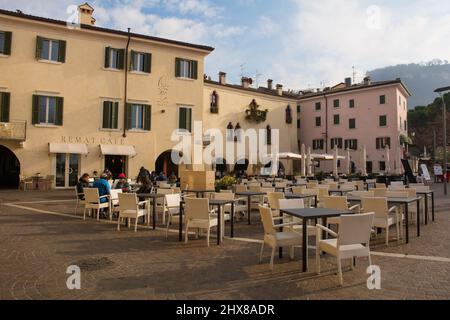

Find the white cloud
[[258, 16, 277, 36], [163, 0, 221, 17]]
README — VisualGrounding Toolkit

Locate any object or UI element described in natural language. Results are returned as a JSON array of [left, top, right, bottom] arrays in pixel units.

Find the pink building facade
[[297, 79, 411, 175]]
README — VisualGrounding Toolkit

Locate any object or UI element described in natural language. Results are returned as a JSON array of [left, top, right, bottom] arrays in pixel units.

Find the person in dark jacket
[[137, 167, 150, 183], [76, 173, 90, 200], [136, 176, 153, 201]]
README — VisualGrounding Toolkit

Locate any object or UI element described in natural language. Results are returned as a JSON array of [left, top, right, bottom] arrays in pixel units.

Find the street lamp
[[434, 86, 450, 195]]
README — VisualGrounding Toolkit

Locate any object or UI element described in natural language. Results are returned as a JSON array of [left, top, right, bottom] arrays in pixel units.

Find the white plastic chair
[[316, 212, 375, 286], [117, 193, 150, 232], [184, 198, 218, 247], [278, 199, 316, 236], [165, 194, 182, 238], [321, 196, 360, 226], [83, 188, 110, 221], [109, 189, 123, 220], [75, 187, 85, 215], [258, 205, 302, 271]]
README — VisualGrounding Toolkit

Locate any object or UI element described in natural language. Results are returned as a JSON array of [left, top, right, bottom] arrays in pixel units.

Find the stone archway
[[155, 150, 180, 177], [0, 145, 20, 188]]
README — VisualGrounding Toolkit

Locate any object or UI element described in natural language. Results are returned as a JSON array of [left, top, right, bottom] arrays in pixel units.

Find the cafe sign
[[60, 136, 127, 145]]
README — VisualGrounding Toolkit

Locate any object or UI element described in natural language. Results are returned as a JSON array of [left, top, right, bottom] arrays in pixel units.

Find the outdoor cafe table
[[183, 189, 216, 198], [178, 199, 235, 245], [137, 193, 165, 230], [284, 193, 318, 208], [414, 190, 435, 224], [347, 195, 422, 244], [279, 208, 350, 272], [235, 191, 267, 225]]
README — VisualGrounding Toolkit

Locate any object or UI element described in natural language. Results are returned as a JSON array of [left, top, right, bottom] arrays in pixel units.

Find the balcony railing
[[0, 120, 27, 141]]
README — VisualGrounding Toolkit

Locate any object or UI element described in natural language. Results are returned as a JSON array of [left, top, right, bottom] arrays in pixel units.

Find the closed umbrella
[[385, 146, 391, 174], [397, 147, 404, 175], [333, 148, 339, 178], [307, 147, 313, 177], [361, 145, 367, 176], [301, 144, 306, 177], [347, 148, 351, 175]]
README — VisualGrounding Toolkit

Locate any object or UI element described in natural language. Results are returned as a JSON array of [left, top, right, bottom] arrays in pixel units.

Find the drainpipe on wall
[[123, 28, 131, 138]]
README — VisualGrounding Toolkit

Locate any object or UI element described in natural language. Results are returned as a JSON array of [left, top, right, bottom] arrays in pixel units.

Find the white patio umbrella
[[385, 146, 391, 174], [361, 145, 367, 176], [333, 148, 339, 178], [301, 144, 306, 177], [397, 147, 404, 175], [307, 147, 313, 177], [346, 148, 351, 175]]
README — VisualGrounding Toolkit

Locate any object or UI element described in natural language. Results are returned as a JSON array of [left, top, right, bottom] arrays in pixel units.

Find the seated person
[[115, 173, 131, 193], [156, 172, 168, 182], [76, 173, 90, 200], [168, 172, 178, 184], [93, 173, 111, 204], [136, 176, 153, 201]]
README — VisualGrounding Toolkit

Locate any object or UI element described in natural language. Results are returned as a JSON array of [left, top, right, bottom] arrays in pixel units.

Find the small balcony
[[0, 120, 27, 141]]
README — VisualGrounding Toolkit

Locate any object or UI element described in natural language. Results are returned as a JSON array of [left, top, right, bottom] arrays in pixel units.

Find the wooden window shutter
[[144, 53, 152, 73], [112, 102, 119, 129], [58, 40, 66, 63], [0, 92, 10, 122], [104, 47, 111, 68], [175, 58, 181, 77], [3, 31, 12, 55], [55, 97, 64, 126], [102, 101, 111, 128], [192, 60, 198, 79], [32, 95, 40, 124], [187, 108, 192, 132], [36, 36, 44, 59], [130, 50, 135, 71], [144, 105, 152, 131], [118, 49, 125, 70], [125, 103, 132, 129]]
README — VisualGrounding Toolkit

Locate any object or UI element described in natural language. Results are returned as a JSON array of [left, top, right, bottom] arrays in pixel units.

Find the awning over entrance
[[49, 143, 89, 155], [100, 145, 136, 157]]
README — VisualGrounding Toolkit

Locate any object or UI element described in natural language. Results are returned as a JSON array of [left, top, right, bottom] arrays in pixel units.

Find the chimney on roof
[[219, 72, 226, 85], [276, 84, 283, 96], [241, 77, 253, 89], [345, 77, 352, 87], [363, 76, 372, 85], [267, 79, 273, 90], [78, 3, 96, 26]]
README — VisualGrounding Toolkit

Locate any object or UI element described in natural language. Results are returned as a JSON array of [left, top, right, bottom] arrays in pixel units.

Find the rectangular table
[[284, 193, 318, 208], [183, 189, 216, 198], [347, 196, 421, 243], [279, 208, 349, 272], [235, 192, 267, 225], [415, 190, 435, 223]]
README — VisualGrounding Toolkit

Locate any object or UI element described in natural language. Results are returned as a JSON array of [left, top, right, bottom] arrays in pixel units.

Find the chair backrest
[[291, 186, 306, 194], [275, 182, 287, 188], [388, 186, 406, 191], [118, 193, 138, 210], [338, 212, 375, 246], [322, 196, 348, 210], [214, 192, 234, 201], [220, 189, 233, 193], [375, 183, 387, 189], [390, 181, 405, 188], [409, 183, 425, 188], [110, 189, 123, 201], [235, 185, 247, 193], [262, 182, 273, 188], [317, 184, 331, 190], [267, 192, 285, 210], [410, 186, 430, 192], [157, 188, 174, 195], [373, 189, 387, 197], [241, 179, 248, 184], [249, 185, 262, 193], [279, 199, 305, 210], [361, 197, 388, 219], [307, 182, 318, 189], [165, 194, 181, 209], [261, 187, 275, 194], [340, 184, 356, 191], [316, 188, 329, 198], [160, 182, 171, 188], [172, 187, 182, 194], [350, 191, 375, 197], [259, 205, 276, 236], [84, 188, 100, 203], [185, 198, 210, 220], [355, 181, 365, 191], [324, 179, 335, 184], [339, 178, 349, 183], [385, 191, 409, 198]]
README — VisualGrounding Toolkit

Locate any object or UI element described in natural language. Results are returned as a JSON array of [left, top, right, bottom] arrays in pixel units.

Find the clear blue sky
[[1, 0, 449, 91]]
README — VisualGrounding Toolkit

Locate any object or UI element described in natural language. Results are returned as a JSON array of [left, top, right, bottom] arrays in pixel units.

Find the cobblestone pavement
[[0, 185, 449, 300]]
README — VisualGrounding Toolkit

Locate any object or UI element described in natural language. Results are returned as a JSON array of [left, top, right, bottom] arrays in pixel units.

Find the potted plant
[[215, 176, 237, 192]]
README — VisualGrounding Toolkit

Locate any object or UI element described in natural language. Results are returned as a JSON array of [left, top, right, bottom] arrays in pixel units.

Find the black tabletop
[[284, 193, 316, 199], [183, 189, 216, 193], [280, 208, 350, 219], [235, 191, 267, 196], [347, 196, 421, 203], [137, 193, 165, 199], [209, 199, 236, 205]]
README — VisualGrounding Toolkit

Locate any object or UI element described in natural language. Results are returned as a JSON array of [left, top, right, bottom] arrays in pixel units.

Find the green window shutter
[[118, 49, 125, 70], [144, 53, 152, 73], [175, 58, 181, 77], [179, 107, 186, 130], [104, 47, 111, 68], [36, 36, 44, 59], [144, 105, 152, 131], [3, 32, 12, 55], [112, 102, 119, 129], [1, 92, 10, 122], [58, 40, 66, 63], [130, 50, 135, 71], [125, 104, 132, 129], [32, 95, 40, 124], [55, 97, 64, 126], [192, 60, 198, 79], [102, 101, 111, 128]]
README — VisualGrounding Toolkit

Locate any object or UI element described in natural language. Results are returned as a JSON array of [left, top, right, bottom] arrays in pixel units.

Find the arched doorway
[[155, 150, 179, 177], [0, 145, 20, 189]]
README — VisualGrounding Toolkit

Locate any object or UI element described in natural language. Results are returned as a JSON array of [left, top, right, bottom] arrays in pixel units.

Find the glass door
[[55, 154, 80, 188]]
